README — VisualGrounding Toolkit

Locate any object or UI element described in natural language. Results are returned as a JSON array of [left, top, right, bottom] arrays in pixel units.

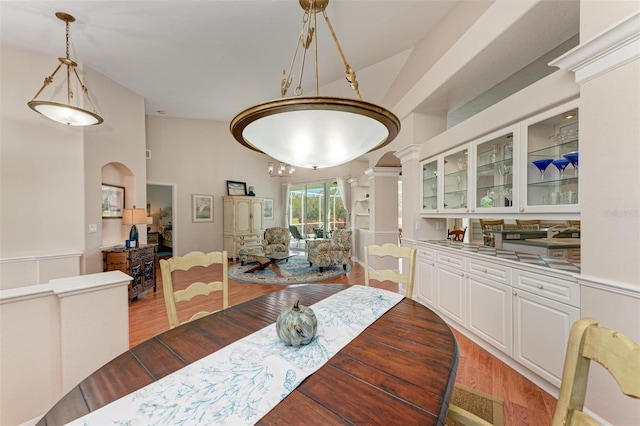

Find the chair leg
[[319, 267, 324, 273], [343, 264, 347, 270]]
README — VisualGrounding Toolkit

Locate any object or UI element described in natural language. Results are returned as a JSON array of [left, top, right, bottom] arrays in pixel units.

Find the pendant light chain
[[65, 19, 74, 105], [322, 10, 361, 100]]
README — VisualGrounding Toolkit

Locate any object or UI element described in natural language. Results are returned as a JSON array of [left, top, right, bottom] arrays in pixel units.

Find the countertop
[[420, 240, 581, 273], [504, 238, 581, 249]]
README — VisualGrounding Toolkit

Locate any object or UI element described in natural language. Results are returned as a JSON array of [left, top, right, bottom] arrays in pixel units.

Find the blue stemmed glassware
[[532, 158, 554, 181], [563, 152, 579, 176], [552, 159, 570, 180]]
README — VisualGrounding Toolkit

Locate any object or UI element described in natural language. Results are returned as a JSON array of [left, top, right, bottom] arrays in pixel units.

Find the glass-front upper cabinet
[[520, 101, 579, 213], [474, 125, 519, 213], [443, 145, 470, 212], [420, 159, 438, 212]]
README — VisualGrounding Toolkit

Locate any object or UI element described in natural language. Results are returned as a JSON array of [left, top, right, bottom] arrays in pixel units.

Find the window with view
[[288, 181, 347, 241]]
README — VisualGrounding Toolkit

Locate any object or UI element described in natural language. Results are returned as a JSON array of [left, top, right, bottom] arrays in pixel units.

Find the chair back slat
[[364, 243, 416, 298], [160, 251, 228, 329]]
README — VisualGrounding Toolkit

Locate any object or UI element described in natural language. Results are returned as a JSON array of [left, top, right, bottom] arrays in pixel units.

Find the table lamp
[[122, 206, 147, 247]]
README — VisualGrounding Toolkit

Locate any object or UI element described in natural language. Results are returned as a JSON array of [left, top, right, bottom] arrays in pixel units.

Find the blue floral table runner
[[69, 285, 403, 425]]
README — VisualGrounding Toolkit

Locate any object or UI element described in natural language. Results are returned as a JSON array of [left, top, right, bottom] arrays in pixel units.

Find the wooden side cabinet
[[103, 245, 157, 301]]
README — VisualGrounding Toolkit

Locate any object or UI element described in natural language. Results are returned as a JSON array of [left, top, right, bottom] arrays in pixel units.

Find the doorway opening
[[147, 182, 176, 257]]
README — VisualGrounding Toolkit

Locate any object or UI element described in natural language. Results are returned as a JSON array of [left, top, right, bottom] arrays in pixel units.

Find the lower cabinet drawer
[[513, 269, 579, 308], [436, 251, 464, 268], [416, 245, 436, 262], [466, 259, 511, 284]]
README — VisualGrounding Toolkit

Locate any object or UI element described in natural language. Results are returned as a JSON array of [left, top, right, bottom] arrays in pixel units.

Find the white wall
[[572, 3, 640, 424], [84, 66, 148, 274], [0, 46, 85, 261]]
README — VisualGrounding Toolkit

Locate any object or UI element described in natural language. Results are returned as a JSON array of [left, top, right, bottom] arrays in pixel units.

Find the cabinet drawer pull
[[537, 283, 544, 289], [482, 268, 488, 273], [513, 290, 518, 296], [460, 272, 465, 277]]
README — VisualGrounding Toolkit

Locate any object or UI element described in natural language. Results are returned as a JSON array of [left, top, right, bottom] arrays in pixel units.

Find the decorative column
[[364, 166, 401, 248], [394, 144, 421, 242]]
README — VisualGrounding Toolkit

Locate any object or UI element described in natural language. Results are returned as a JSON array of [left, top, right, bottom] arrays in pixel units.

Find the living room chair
[[307, 229, 352, 273], [552, 318, 640, 426], [313, 227, 326, 239], [159, 251, 228, 329], [289, 225, 304, 248], [263, 227, 290, 256], [516, 219, 541, 230], [364, 243, 416, 298], [479, 219, 505, 247]]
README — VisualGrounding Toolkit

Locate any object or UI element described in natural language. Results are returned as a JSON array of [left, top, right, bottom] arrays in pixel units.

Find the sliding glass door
[[289, 181, 346, 240]]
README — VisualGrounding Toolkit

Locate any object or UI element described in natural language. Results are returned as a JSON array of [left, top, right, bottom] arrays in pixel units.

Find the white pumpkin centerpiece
[[276, 300, 318, 346]]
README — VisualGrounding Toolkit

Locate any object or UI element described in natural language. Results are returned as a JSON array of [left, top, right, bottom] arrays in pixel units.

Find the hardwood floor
[[129, 258, 555, 425]]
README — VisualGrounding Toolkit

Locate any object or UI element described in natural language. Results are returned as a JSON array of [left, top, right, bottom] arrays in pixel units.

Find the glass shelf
[[477, 159, 513, 177], [477, 183, 512, 192], [528, 140, 578, 158], [422, 195, 437, 210], [528, 177, 578, 187]]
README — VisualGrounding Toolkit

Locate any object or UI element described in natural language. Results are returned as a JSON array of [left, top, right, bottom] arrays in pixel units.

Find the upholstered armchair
[[262, 227, 290, 256], [307, 229, 352, 272]]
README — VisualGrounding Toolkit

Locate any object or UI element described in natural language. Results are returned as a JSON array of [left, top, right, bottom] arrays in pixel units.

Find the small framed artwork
[[226, 180, 247, 196], [264, 198, 274, 220], [102, 184, 125, 218], [192, 194, 214, 222]]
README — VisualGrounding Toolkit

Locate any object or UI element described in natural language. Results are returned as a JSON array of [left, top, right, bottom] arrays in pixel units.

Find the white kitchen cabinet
[[467, 274, 513, 356], [519, 100, 579, 214], [466, 259, 513, 356], [415, 245, 436, 307], [420, 159, 439, 213], [419, 102, 579, 218], [442, 144, 472, 213], [473, 125, 520, 214], [411, 240, 581, 392], [512, 288, 579, 387], [436, 262, 466, 327], [223, 196, 264, 259]]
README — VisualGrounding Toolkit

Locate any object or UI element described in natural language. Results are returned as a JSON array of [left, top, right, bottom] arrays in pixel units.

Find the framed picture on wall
[[226, 180, 247, 196], [192, 194, 214, 222], [264, 198, 274, 220], [102, 184, 125, 218]]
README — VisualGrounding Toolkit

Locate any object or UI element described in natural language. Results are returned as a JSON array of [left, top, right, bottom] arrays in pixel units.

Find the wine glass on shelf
[[457, 156, 467, 171], [504, 188, 513, 207], [552, 159, 570, 180], [563, 152, 579, 177], [532, 158, 554, 181]]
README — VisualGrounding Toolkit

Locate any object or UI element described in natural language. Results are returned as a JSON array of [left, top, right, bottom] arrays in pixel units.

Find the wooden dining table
[[37, 284, 459, 425]]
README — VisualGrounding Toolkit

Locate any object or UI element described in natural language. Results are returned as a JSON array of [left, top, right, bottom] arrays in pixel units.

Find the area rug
[[445, 384, 504, 426], [228, 255, 349, 285]]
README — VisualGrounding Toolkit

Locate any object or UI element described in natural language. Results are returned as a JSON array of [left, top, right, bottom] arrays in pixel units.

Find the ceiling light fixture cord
[[282, 0, 360, 100], [322, 9, 361, 100]]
